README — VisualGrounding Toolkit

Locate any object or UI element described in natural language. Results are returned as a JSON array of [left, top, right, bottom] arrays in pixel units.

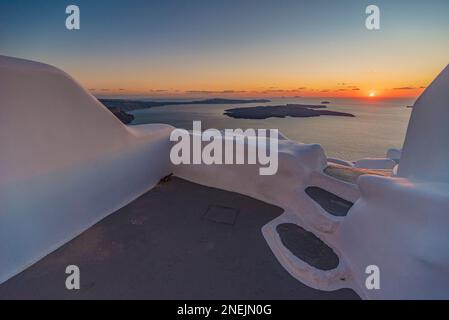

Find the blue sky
[[1, 0, 448, 97]]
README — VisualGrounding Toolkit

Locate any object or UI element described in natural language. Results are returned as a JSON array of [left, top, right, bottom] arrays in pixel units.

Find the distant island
[[107, 107, 135, 124], [100, 98, 270, 112], [321, 101, 331, 104], [224, 104, 355, 119]]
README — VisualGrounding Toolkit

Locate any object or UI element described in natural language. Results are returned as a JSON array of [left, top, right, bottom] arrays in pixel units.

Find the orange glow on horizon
[[80, 72, 428, 99], [77, 67, 430, 100], [87, 85, 424, 99]]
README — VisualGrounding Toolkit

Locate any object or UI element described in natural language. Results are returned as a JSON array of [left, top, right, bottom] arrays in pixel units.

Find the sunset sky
[[1, 0, 448, 98]]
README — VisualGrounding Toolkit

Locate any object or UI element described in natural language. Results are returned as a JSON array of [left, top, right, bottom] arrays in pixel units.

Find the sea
[[122, 97, 414, 161]]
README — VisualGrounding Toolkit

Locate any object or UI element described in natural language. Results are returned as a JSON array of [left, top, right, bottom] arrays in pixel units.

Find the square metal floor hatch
[[203, 205, 239, 225]]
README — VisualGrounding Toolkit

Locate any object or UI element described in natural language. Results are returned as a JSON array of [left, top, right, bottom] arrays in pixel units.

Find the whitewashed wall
[[0, 56, 173, 284]]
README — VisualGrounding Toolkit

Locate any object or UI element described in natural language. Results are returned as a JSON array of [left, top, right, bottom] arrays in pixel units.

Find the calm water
[[129, 97, 414, 161]]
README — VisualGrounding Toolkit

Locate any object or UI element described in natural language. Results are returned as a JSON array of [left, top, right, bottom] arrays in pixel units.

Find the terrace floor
[[0, 177, 359, 300]]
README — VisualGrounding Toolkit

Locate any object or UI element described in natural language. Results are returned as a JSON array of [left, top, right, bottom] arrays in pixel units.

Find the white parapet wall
[[0, 56, 174, 284], [398, 65, 449, 182], [336, 175, 449, 299], [333, 64, 449, 299]]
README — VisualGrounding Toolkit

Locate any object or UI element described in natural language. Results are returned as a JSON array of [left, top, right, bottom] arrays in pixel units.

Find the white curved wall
[[332, 65, 449, 299], [337, 175, 449, 299], [0, 56, 173, 283], [398, 64, 449, 182]]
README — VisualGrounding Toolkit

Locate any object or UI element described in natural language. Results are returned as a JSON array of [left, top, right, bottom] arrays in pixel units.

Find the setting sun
[[369, 92, 376, 97]]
